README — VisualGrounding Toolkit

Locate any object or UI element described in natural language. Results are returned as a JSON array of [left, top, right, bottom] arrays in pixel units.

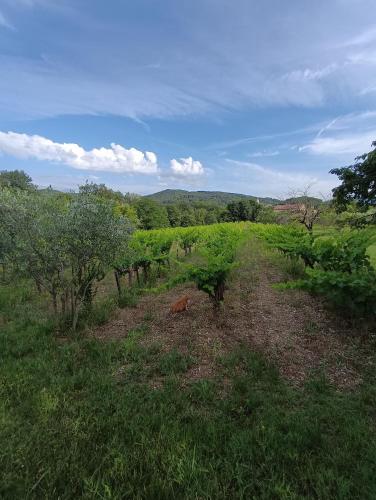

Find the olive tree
[[0, 189, 65, 298], [63, 195, 133, 329], [0, 189, 133, 330]]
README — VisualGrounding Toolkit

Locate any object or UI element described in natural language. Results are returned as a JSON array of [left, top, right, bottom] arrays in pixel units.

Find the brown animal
[[169, 295, 191, 313]]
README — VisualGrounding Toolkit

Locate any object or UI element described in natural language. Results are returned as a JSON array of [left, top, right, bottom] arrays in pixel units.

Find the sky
[[0, 0, 376, 198]]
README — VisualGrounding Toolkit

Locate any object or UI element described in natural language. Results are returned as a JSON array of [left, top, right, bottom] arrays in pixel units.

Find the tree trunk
[[213, 282, 225, 307], [114, 270, 122, 296]]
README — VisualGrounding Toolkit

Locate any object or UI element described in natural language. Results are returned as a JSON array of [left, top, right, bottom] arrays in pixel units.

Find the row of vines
[[1, 185, 374, 331], [115, 223, 248, 307], [0, 185, 249, 330], [253, 224, 376, 320]]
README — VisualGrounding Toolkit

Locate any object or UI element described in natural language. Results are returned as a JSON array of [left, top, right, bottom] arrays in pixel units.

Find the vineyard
[[1, 191, 376, 498]]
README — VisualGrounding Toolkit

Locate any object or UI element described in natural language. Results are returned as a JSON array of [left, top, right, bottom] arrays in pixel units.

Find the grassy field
[[1, 232, 376, 499]]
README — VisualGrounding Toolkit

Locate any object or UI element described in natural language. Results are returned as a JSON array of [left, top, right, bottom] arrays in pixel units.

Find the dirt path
[[92, 239, 361, 388]]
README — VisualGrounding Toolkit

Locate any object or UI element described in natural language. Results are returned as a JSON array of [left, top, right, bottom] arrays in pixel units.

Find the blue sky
[[0, 0, 376, 198]]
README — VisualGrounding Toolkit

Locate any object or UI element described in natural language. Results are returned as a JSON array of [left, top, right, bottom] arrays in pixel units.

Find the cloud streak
[[300, 111, 376, 156], [0, 131, 159, 174], [1, 1, 376, 120], [226, 159, 336, 198]]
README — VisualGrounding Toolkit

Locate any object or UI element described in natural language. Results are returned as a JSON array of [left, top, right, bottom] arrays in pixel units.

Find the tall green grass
[[1, 280, 376, 498]]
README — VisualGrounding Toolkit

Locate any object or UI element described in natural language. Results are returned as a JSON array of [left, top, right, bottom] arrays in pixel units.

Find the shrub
[[312, 230, 372, 273], [288, 268, 376, 320]]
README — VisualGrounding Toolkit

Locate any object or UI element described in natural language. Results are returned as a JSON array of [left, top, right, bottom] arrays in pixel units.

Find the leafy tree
[[63, 195, 133, 329], [0, 189, 132, 330], [136, 198, 170, 230], [180, 204, 196, 227], [0, 189, 69, 308], [166, 204, 182, 227], [0, 170, 35, 191], [79, 182, 124, 202], [114, 202, 140, 227], [255, 205, 278, 224], [204, 209, 220, 225], [330, 141, 376, 210], [193, 207, 207, 226], [223, 199, 261, 222]]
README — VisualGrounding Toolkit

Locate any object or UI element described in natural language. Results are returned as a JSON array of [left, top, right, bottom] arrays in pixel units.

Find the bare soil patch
[[92, 240, 362, 389]]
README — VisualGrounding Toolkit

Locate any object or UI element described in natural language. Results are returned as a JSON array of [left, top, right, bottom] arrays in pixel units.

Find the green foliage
[[135, 198, 170, 229], [261, 224, 375, 319], [0, 189, 133, 330], [312, 230, 373, 273], [179, 227, 199, 255], [255, 205, 278, 224], [0, 169, 35, 191], [223, 199, 261, 222], [165, 201, 223, 228], [187, 256, 235, 305], [331, 140, 376, 210], [186, 225, 244, 306], [262, 225, 317, 267], [287, 268, 376, 319], [78, 181, 125, 202], [166, 204, 182, 227], [146, 188, 279, 206]]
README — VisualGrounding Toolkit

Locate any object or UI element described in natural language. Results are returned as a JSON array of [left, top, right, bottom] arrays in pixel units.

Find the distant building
[[273, 203, 303, 212]]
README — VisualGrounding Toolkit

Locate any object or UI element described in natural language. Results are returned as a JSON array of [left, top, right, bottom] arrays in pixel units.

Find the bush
[[289, 268, 376, 319], [312, 230, 372, 273], [261, 225, 375, 320]]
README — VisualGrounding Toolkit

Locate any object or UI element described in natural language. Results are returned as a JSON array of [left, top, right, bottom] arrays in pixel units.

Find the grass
[[1, 279, 376, 499]]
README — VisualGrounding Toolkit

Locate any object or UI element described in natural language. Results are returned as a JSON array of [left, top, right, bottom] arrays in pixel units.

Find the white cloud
[[0, 131, 159, 174], [170, 157, 205, 176]]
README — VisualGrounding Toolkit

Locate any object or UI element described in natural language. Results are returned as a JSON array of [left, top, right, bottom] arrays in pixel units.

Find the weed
[[118, 287, 139, 308], [158, 349, 193, 375]]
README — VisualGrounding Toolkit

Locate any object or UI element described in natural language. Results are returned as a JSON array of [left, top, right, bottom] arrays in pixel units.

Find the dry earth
[[92, 239, 363, 389]]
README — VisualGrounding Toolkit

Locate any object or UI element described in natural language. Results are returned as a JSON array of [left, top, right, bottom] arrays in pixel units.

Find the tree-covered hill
[[146, 189, 280, 206]]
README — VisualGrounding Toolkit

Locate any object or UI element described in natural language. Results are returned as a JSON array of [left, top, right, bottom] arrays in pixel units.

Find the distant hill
[[146, 189, 280, 206], [283, 196, 324, 205]]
